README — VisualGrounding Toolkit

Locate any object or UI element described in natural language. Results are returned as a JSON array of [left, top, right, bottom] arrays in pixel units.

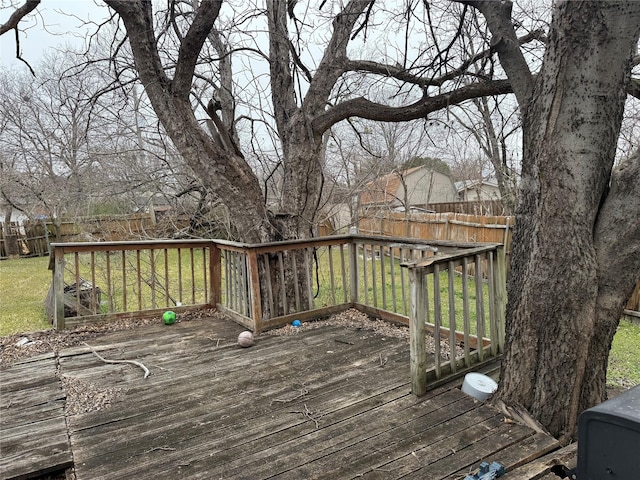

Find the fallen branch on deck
[[82, 342, 150, 379]]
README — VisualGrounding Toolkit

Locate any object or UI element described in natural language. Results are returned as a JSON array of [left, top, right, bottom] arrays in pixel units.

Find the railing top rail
[[49, 235, 502, 252], [401, 244, 502, 270], [48, 239, 215, 270], [50, 239, 214, 249], [215, 234, 502, 251], [48, 235, 503, 270]]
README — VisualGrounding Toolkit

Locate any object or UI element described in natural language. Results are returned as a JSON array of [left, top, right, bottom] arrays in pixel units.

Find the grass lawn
[[608, 319, 640, 388], [1, 255, 638, 389], [0, 256, 51, 336]]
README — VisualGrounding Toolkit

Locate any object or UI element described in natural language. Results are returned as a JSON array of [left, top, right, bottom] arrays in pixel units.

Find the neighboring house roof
[[360, 166, 426, 205], [454, 177, 499, 193]]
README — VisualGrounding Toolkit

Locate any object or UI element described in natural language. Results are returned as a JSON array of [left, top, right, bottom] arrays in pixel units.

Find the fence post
[[210, 243, 221, 308], [53, 247, 66, 330], [247, 249, 263, 333], [409, 265, 427, 396]]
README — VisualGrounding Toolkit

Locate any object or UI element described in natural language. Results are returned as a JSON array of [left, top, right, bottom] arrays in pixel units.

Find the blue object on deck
[[463, 461, 505, 480], [292, 320, 301, 327]]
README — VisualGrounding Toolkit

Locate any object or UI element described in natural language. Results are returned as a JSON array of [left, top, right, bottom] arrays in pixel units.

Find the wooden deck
[[0, 353, 73, 479], [1, 315, 560, 479]]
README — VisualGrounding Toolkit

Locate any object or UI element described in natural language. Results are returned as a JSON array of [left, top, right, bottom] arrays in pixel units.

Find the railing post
[[349, 240, 359, 303], [409, 265, 427, 396], [247, 249, 263, 333], [53, 247, 66, 330], [210, 243, 221, 308], [495, 245, 508, 352]]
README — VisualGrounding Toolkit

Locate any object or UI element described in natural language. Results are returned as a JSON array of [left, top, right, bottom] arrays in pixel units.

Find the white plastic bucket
[[461, 373, 498, 401]]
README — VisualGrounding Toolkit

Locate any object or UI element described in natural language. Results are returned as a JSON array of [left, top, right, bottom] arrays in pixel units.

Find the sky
[[1, 1, 109, 72]]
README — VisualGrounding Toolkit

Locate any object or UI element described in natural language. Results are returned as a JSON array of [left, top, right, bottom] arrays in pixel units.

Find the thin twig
[[82, 342, 150, 379], [379, 353, 388, 367], [143, 446, 176, 454], [271, 386, 309, 404], [290, 403, 321, 428]]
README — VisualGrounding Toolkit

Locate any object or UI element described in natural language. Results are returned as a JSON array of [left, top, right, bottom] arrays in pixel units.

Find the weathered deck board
[[0, 356, 73, 480], [1, 315, 560, 479]]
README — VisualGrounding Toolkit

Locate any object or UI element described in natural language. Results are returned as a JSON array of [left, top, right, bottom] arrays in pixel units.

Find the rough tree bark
[[104, 0, 273, 244], [464, 0, 640, 439]]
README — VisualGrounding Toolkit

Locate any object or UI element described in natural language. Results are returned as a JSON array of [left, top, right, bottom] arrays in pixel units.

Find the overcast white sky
[[1, 1, 109, 72]]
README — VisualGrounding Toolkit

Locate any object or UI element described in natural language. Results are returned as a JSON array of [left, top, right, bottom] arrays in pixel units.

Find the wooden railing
[[48, 240, 217, 329], [404, 244, 507, 396], [49, 237, 506, 381]]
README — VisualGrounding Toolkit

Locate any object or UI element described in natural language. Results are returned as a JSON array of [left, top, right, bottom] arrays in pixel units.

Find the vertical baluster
[[292, 251, 301, 312], [74, 252, 81, 317], [371, 244, 377, 307], [401, 248, 408, 315], [448, 261, 457, 374], [210, 245, 221, 308], [349, 241, 358, 303], [106, 251, 113, 313], [122, 250, 127, 312], [380, 245, 387, 310], [433, 264, 442, 379], [278, 251, 288, 315], [164, 249, 170, 307], [90, 251, 97, 314], [306, 248, 314, 311], [150, 249, 156, 309], [190, 248, 196, 304], [462, 257, 471, 367], [263, 253, 274, 317], [177, 248, 183, 306], [328, 246, 336, 306], [202, 247, 208, 304], [136, 250, 142, 310], [475, 254, 485, 361], [390, 246, 397, 313], [362, 244, 369, 305], [223, 250, 230, 308], [340, 244, 347, 304]]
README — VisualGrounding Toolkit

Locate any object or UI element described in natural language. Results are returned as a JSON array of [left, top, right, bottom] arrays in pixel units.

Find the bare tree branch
[[344, 29, 543, 90], [456, 0, 534, 107], [0, 0, 40, 35], [303, 0, 374, 113], [313, 78, 513, 134], [172, 0, 222, 97]]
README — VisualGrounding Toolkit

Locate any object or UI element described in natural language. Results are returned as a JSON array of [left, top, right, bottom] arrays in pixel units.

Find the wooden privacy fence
[[0, 221, 50, 259], [359, 211, 514, 257], [48, 235, 506, 393]]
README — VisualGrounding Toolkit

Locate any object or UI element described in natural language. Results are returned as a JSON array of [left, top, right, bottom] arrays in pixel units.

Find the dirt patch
[[60, 375, 125, 416], [266, 308, 464, 360]]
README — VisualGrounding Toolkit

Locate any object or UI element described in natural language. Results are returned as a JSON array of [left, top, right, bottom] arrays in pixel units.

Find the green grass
[[607, 319, 640, 388], [72, 249, 209, 312], [0, 256, 51, 336], [313, 246, 491, 335]]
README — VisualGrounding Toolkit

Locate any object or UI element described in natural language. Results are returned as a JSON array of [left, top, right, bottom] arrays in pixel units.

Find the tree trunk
[[497, 1, 640, 440]]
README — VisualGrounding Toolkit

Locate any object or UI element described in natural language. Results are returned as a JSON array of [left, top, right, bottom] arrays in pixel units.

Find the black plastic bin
[[578, 385, 640, 479]]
